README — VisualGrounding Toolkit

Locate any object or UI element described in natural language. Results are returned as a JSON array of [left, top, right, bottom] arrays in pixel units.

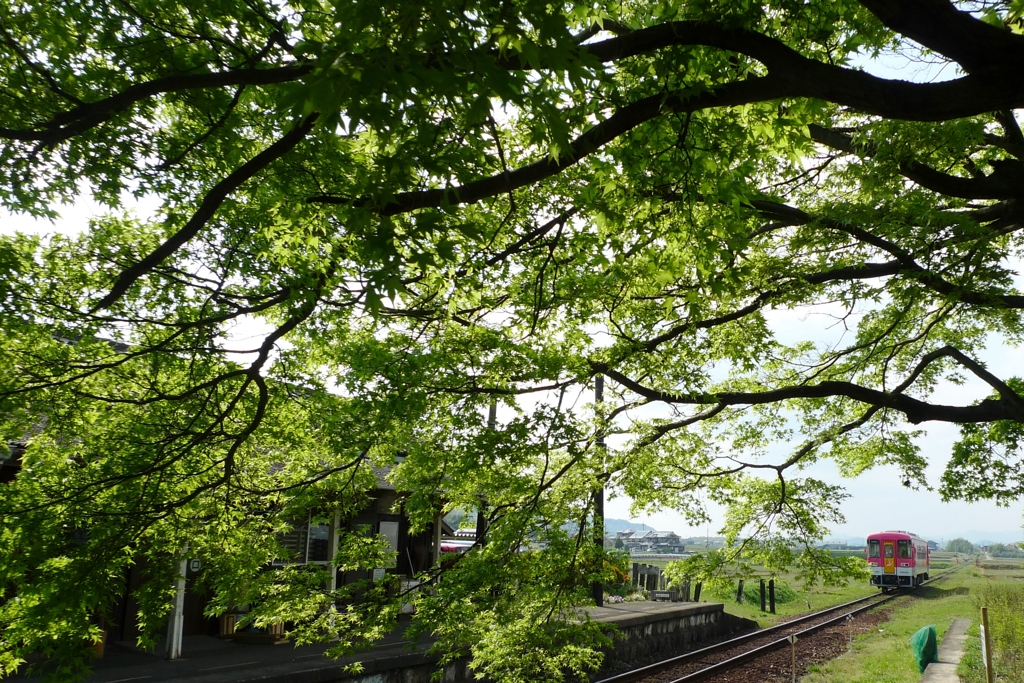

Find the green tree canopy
[[986, 542, 1024, 557], [946, 537, 975, 554], [3, 0, 1024, 679]]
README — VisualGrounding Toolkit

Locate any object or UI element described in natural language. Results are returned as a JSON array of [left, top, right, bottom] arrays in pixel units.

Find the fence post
[[632, 562, 639, 588], [769, 579, 776, 614], [736, 579, 744, 604], [683, 580, 691, 602], [760, 579, 766, 612], [981, 606, 994, 683], [694, 582, 702, 601]]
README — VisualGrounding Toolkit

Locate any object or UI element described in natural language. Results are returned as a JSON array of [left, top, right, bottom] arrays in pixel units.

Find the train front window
[[884, 544, 894, 558], [898, 540, 911, 559], [868, 540, 880, 557]]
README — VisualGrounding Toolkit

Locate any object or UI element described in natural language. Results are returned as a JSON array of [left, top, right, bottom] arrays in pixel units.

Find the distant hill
[[604, 518, 655, 533]]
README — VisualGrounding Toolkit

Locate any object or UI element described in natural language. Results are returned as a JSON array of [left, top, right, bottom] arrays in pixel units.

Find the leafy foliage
[[2, 0, 1024, 679]]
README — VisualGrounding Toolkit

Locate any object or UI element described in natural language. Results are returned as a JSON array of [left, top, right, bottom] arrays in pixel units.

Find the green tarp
[[910, 625, 939, 673]]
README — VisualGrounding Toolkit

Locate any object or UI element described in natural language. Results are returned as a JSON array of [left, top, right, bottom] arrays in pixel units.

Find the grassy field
[[799, 565, 1024, 683], [717, 576, 878, 627], [633, 555, 881, 627]]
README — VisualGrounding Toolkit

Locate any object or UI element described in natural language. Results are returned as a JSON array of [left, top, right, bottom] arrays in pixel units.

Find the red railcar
[[865, 530, 929, 588]]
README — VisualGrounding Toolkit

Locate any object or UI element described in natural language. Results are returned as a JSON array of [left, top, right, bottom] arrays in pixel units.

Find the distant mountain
[[604, 518, 656, 533]]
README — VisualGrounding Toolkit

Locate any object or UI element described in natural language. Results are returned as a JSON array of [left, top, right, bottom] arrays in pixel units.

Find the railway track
[[593, 569, 956, 683]]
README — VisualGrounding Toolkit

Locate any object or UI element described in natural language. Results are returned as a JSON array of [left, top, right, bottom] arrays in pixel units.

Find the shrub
[[976, 584, 1024, 681], [709, 579, 798, 606]]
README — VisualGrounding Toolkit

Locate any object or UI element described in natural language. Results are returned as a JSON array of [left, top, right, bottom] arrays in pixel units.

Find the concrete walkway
[[920, 618, 971, 682]]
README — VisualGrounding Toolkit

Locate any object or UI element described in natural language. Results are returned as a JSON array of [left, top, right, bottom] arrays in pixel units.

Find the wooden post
[[788, 635, 798, 682], [632, 562, 639, 588], [326, 511, 341, 630], [760, 579, 766, 612], [736, 579, 744, 604], [682, 580, 691, 602], [592, 376, 605, 608], [769, 579, 776, 614], [694, 582, 702, 601], [327, 512, 340, 593], [981, 606, 995, 683]]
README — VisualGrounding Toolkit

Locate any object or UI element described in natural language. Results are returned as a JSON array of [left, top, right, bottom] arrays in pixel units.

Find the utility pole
[[592, 375, 605, 607]]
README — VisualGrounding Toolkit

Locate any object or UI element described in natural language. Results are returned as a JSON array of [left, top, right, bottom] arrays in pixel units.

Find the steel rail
[[666, 593, 894, 682], [593, 568, 954, 683]]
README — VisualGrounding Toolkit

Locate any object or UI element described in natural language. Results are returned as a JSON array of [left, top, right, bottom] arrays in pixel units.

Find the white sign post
[[166, 552, 187, 660]]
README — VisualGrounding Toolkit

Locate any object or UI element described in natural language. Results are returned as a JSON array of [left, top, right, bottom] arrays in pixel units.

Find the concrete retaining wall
[[305, 603, 754, 683], [590, 602, 756, 669]]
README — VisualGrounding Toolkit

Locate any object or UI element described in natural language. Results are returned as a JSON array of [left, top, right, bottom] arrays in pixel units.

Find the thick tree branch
[[995, 110, 1024, 156], [309, 77, 792, 212], [6, 16, 1024, 149], [809, 124, 1023, 200], [858, 0, 1024, 74], [593, 351, 1024, 425], [93, 114, 319, 311], [0, 64, 313, 144]]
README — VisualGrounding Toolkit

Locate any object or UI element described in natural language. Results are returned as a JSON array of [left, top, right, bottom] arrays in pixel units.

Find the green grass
[[957, 572, 1024, 683], [634, 560, 882, 627], [801, 569, 975, 683], [716, 575, 878, 627], [800, 567, 1024, 683]]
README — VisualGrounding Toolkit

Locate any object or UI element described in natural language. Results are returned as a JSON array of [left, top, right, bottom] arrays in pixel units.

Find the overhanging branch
[[593, 347, 1024, 425]]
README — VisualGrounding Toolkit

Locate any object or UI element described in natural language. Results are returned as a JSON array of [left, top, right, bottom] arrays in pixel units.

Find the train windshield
[[884, 543, 894, 558], [898, 540, 911, 558], [868, 540, 880, 557]]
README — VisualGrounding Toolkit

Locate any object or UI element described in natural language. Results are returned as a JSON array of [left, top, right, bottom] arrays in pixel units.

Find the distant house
[[927, 540, 939, 551], [614, 529, 686, 554]]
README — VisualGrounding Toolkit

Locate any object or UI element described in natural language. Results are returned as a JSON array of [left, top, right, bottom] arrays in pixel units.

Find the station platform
[[587, 600, 755, 674], [11, 602, 751, 683]]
